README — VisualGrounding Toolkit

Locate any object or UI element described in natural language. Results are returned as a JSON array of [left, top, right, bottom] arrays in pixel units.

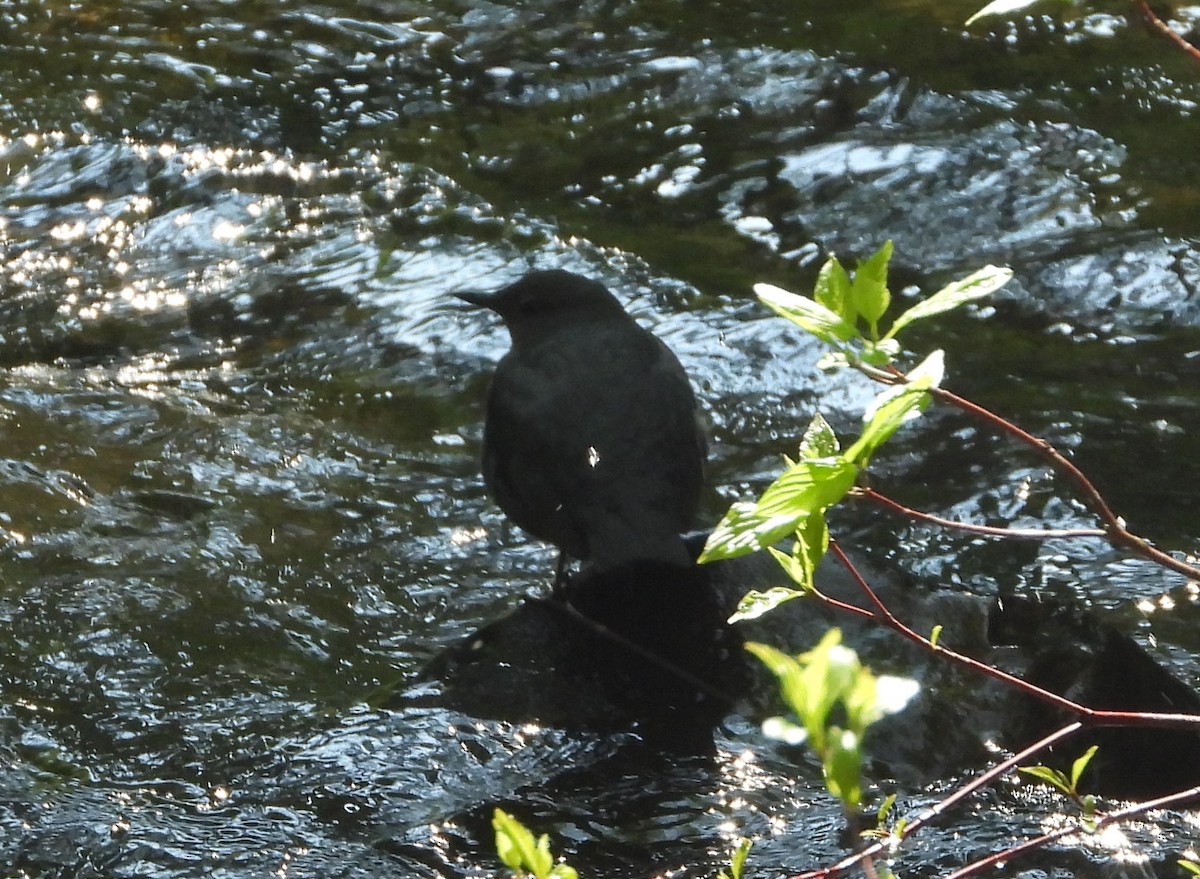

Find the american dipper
[[458, 269, 707, 573]]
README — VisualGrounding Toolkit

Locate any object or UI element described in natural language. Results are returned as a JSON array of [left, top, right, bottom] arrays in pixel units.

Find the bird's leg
[[552, 552, 572, 597]]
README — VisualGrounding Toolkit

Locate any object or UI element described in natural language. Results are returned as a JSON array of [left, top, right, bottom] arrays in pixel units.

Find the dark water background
[[2, 0, 1200, 876]]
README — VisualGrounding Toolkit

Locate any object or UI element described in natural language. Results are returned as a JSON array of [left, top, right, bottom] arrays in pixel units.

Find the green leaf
[[730, 584, 805, 623], [860, 337, 901, 368], [768, 544, 815, 593], [755, 283, 859, 347], [1017, 765, 1071, 795], [1081, 794, 1096, 819], [801, 632, 858, 748], [876, 793, 897, 825], [845, 350, 944, 465], [929, 624, 943, 648], [799, 413, 841, 460], [746, 642, 810, 731], [494, 809, 542, 875], [850, 240, 893, 332], [812, 257, 855, 331], [700, 501, 801, 562], [795, 508, 830, 591], [1070, 744, 1099, 790], [703, 457, 854, 564], [824, 727, 864, 808], [727, 837, 752, 879], [492, 809, 569, 879], [1179, 860, 1200, 877], [756, 458, 859, 520], [886, 265, 1012, 338], [758, 508, 828, 597]]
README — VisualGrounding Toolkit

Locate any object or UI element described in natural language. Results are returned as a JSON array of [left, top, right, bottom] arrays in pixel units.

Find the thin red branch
[[1136, 0, 1200, 63], [926, 384, 1121, 524], [930, 383, 1200, 582], [791, 722, 1086, 879], [786, 544, 1200, 878], [862, 362, 1200, 583], [855, 487, 1108, 540], [943, 782, 1200, 879], [828, 539, 1200, 731]]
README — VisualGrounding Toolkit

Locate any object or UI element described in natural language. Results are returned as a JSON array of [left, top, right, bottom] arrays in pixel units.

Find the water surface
[[2, 0, 1199, 875]]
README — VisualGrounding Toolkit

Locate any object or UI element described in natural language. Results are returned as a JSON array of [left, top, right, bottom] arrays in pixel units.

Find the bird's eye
[[516, 293, 543, 314]]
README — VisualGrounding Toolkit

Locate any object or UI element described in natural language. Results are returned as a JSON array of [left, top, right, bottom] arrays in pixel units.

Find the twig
[[828, 540, 1200, 731], [786, 544, 1200, 878], [1135, 0, 1200, 63], [928, 384, 1200, 581], [943, 781, 1200, 879], [854, 487, 1108, 540], [860, 362, 1200, 582], [790, 722, 1086, 879]]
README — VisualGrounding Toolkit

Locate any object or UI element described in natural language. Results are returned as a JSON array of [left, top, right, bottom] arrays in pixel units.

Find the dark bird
[[458, 269, 707, 575]]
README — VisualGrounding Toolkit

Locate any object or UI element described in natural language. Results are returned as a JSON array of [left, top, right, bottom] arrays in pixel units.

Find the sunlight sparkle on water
[[212, 220, 246, 242], [449, 526, 488, 546]]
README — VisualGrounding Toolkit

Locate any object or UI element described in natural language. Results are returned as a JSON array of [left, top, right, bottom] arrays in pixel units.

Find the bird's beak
[[453, 289, 495, 309]]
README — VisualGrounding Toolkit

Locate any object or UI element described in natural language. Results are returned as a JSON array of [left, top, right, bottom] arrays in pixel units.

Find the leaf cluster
[[1018, 744, 1099, 818], [493, 809, 579, 879], [703, 245, 1011, 629], [755, 239, 1010, 371], [749, 631, 918, 809]]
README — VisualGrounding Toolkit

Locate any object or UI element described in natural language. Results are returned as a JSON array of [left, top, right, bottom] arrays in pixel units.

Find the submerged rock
[[406, 538, 1200, 800]]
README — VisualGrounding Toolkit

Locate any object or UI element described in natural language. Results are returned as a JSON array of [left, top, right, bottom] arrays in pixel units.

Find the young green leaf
[[824, 728, 864, 808], [700, 501, 803, 563], [799, 412, 841, 460], [768, 545, 814, 594], [794, 507, 831, 590], [1179, 860, 1200, 877], [727, 837, 752, 879], [755, 283, 859, 347], [494, 808, 553, 877], [755, 458, 859, 520], [813, 256, 855, 330], [845, 350, 944, 465], [751, 634, 917, 814], [1070, 744, 1099, 790], [730, 584, 805, 623], [1017, 765, 1071, 795], [850, 239, 893, 334], [494, 809, 579, 879], [929, 624, 943, 648], [886, 265, 1012, 339], [746, 641, 813, 736], [876, 793, 897, 826]]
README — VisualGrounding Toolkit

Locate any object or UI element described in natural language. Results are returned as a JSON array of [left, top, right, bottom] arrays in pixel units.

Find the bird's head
[[456, 270, 629, 346]]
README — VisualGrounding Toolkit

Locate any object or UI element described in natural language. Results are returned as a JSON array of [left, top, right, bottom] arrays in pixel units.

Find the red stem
[[928, 384, 1200, 581], [791, 722, 1086, 879], [1135, 0, 1200, 63], [829, 540, 1200, 731], [943, 782, 1200, 879], [856, 487, 1108, 540]]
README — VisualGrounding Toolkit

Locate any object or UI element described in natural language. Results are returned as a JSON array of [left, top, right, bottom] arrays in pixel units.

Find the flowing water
[[2, 0, 1200, 876]]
